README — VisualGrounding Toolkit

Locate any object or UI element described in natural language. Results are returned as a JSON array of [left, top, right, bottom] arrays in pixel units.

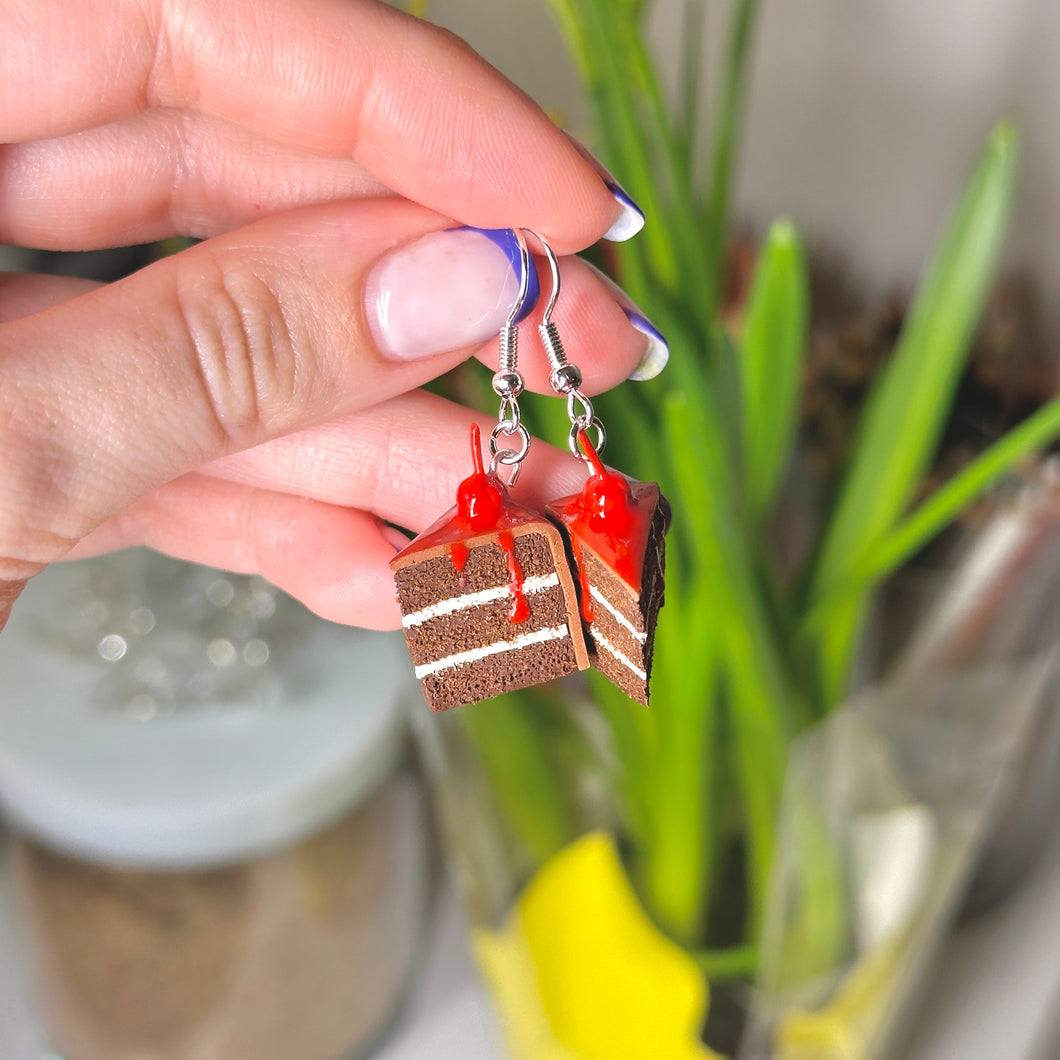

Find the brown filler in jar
[[9, 778, 420, 1060]]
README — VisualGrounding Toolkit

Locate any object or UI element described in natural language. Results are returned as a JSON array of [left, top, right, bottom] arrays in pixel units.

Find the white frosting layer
[[589, 584, 647, 643], [402, 573, 560, 628], [590, 626, 648, 682], [414, 625, 570, 679]]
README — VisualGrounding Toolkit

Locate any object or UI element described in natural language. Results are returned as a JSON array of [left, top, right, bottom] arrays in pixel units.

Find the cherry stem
[[469, 423, 486, 476], [578, 429, 608, 478]]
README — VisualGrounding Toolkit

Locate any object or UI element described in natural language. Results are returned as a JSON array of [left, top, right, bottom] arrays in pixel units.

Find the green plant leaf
[[702, 0, 760, 316], [662, 390, 792, 935], [639, 595, 718, 947], [459, 693, 576, 865], [806, 393, 1060, 626], [677, 0, 707, 190], [739, 220, 809, 522], [706, 322, 746, 461], [805, 121, 1019, 701]]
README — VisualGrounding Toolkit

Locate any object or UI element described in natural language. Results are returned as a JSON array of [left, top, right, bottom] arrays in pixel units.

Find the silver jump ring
[[489, 421, 532, 486], [489, 420, 531, 459], [568, 417, 606, 458]]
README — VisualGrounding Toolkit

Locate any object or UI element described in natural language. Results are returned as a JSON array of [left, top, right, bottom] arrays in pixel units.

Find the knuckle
[[173, 251, 306, 452]]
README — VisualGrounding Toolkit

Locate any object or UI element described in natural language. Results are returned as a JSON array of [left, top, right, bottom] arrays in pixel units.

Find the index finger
[[1, 0, 638, 252]]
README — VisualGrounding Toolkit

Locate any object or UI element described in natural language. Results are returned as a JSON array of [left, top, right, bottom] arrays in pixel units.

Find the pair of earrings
[[390, 231, 669, 712]]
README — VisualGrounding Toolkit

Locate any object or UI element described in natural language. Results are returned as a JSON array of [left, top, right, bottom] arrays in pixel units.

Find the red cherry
[[576, 431, 634, 534], [456, 424, 505, 530], [583, 472, 634, 533]]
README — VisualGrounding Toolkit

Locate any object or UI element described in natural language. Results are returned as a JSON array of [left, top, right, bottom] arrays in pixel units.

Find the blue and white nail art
[[561, 132, 646, 243], [602, 183, 646, 243], [623, 308, 670, 381], [458, 227, 540, 322]]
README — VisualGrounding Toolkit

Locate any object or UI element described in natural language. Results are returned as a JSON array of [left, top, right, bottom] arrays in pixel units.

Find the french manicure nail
[[584, 261, 669, 380], [365, 227, 539, 361], [563, 131, 645, 242], [623, 308, 670, 380]]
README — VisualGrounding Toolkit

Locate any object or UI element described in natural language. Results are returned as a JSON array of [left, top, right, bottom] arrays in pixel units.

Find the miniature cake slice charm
[[547, 432, 670, 706], [390, 425, 589, 712]]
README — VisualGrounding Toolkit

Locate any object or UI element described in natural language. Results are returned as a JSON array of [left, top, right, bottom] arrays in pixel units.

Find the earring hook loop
[[520, 229, 606, 460], [490, 228, 533, 487], [503, 228, 532, 331]]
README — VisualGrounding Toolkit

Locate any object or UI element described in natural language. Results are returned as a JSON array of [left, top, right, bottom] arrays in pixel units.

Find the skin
[[0, 0, 650, 632]]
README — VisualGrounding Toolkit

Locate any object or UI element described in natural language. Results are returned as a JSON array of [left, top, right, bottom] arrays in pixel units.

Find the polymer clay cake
[[547, 434, 670, 706], [390, 426, 589, 712]]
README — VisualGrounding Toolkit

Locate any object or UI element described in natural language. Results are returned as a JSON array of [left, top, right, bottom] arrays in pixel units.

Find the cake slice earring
[[389, 230, 588, 712], [523, 232, 671, 707]]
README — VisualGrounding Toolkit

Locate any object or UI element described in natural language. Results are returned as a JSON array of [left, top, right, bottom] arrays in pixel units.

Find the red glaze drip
[[497, 530, 530, 623], [449, 540, 470, 574], [569, 431, 638, 585], [571, 535, 595, 624]]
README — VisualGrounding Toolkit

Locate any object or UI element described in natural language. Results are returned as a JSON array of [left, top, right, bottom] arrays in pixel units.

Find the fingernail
[[563, 131, 645, 242], [584, 261, 669, 380], [366, 227, 539, 361], [623, 308, 670, 380]]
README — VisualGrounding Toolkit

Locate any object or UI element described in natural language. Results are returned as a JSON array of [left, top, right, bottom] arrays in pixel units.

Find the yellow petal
[[474, 832, 724, 1060]]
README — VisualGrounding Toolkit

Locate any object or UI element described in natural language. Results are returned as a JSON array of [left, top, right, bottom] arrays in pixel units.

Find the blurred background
[[3, 2, 1060, 1059], [433, 0, 1060, 323]]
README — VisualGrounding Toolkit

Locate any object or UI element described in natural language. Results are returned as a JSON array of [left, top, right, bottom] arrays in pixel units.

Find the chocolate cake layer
[[597, 502, 668, 704], [548, 489, 670, 707], [421, 632, 581, 712], [392, 521, 588, 711], [401, 582, 571, 663], [582, 550, 651, 703], [392, 532, 558, 614]]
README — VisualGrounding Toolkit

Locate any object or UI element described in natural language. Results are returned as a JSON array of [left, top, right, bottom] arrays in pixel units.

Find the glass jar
[[0, 551, 429, 1060]]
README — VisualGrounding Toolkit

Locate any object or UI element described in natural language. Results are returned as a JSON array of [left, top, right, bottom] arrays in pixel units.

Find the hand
[[0, 0, 665, 631]]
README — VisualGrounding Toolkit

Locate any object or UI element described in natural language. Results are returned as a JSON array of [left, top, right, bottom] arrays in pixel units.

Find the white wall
[[431, 0, 1060, 326]]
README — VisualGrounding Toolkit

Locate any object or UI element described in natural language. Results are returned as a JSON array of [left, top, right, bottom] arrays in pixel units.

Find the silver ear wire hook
[[488, 229, 532, 486], [521, 229, 606, 460]]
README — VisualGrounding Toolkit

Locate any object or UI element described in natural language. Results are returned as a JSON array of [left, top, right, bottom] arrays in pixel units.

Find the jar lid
[[0, 553, 414, 869]]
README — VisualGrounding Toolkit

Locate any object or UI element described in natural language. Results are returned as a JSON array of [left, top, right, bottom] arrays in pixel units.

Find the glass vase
[[415, 469, 1060, 1060], [0, 550, 432, 1060]]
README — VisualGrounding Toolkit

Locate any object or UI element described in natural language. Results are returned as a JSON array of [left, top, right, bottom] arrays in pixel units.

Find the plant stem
[[663, 390, 792, 937], [703, 0, 760, 317], [458, 694, 575, 865], [694, 943, 760, 982], [639, 599, 718, 946], [678, 0, 707, 191]]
